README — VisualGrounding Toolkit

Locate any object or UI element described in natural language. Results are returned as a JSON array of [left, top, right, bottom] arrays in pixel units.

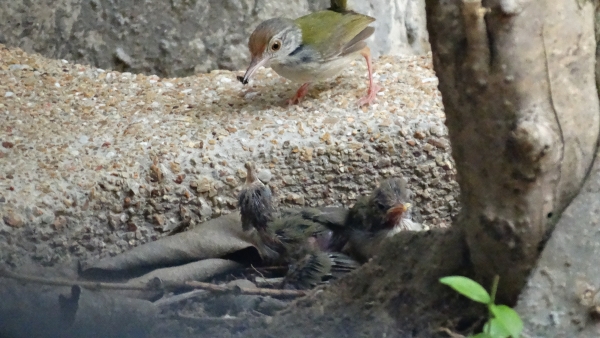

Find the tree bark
[[427, 0, 599, 303]]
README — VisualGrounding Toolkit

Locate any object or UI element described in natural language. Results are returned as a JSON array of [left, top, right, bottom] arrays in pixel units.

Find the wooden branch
[[154, 289, 210, 308], [0, 268, 307, 299], [0, 268, 151, 291], [255, 277, 285, 287], [168, 313, 244, 327], [184, 280, 305, 298], [244, 265, 287, 273]]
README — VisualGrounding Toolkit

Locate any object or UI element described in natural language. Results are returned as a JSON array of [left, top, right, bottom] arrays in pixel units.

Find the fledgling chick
[[238, 162, 273, 232], [281, 251, 359, 290], [273, 218, 358, 290], [336, 177, 421, 261], [237, 163, 334, 264], [268, 214, 334, 262], [236, 162, 360, 288]]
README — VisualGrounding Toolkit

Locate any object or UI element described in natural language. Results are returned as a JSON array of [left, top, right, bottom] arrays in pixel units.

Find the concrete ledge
[[0, 45, 457, 266]]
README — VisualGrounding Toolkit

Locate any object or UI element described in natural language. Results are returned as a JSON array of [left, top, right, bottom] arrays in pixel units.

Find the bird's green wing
[[295, 10, 375, 60], [270, 216, 317, 245], [280, 207, 348, 230]]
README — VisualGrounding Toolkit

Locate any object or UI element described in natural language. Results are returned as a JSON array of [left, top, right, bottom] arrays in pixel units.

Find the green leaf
[[439, 276, 491, 304], [489, 304, 523, 338], [484, 318, 511, 338]]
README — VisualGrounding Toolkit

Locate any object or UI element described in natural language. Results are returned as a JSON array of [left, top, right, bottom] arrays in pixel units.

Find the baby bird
[[265, 212, 334, 264], [335, 177, 421, 262], [237, 162, 330, 261], [238, 162, 273, 232], [258, 203, 360, 290], [237, 162, 359, 288]]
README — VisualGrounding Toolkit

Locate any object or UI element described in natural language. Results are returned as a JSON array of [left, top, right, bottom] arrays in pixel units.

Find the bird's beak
[[239, 56, 270, 85], [384, 203, 411, 228]]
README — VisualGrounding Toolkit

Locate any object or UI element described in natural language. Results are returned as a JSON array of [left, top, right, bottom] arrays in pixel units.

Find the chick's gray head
[[368, 178, 412, 233], [238, 162, 273, 232]]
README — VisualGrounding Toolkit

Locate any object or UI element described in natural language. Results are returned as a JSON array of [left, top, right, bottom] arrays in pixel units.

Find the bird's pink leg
[[288, 83, 310, 105], [358, 47, 382, 106]]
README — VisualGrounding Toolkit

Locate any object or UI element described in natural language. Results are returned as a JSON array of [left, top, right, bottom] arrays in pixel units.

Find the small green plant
[[439, 275, 523, 338]]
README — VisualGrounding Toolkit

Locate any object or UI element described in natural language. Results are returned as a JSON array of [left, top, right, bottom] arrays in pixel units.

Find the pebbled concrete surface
[[0, 44, 457, 270]]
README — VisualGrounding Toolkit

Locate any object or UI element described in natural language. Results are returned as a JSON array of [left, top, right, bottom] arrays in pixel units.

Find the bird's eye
[[271, 40, 282, 52], [376, 202, 387, 211]]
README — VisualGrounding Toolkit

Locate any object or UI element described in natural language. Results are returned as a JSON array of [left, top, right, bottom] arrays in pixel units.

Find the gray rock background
[[516, 144, 600, 338], [349, 0, 429, 57], [0, 0, 429, 77]]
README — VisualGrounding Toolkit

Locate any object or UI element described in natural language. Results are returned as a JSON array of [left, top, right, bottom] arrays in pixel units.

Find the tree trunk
[[427, 0, 599, 303]]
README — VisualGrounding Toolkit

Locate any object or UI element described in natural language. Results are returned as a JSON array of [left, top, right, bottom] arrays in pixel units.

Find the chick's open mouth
[[384, 203, 411, 229]]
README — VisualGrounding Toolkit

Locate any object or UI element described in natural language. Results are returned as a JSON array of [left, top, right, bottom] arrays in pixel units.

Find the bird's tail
[[328, 252, 360, 277], [328, 0, 348, 12], [281, 251, 360, 290]]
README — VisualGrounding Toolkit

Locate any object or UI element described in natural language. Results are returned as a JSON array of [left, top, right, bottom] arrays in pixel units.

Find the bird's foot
[[287, 83, 310, 106], [357, 83, 382, 106], [287, 97, 302, 105]]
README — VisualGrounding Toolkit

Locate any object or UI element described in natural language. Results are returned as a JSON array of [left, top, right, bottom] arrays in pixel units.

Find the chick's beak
[[384, 203, 411, 228], [240, 56, 270, 85]]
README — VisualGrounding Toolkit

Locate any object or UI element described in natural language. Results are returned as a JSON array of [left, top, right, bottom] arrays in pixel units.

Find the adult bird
[[239, 0, 381, 106]]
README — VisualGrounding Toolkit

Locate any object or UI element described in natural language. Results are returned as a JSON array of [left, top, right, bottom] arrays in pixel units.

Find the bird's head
[[244, 162, 258, 184], [238, 162, 273, 232], [240, 18, 302, 84], [369, 178, 412, 233]]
